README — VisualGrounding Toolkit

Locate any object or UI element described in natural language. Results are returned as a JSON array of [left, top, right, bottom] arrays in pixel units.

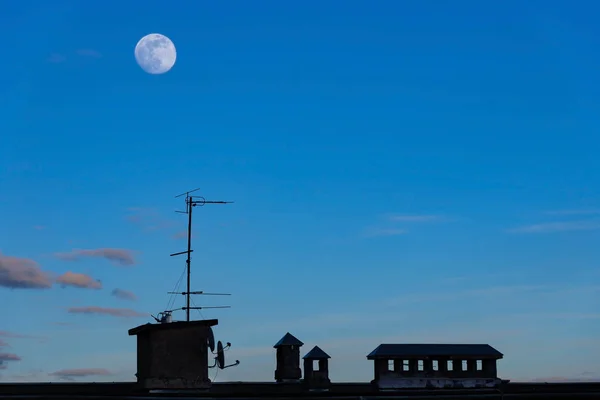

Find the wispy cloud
[[0, 353, 20, 371], [516, 312, 600, 320], [3, 369, 45, 382], [126, 207, 175, 232], [67, 306, 147, 318], [388, 214, 444, 222], [0, 331, 44, 340], [54, 248, 135, 266], [33, 225, 46, 231], [507, 220, 600, 234], [50, 277, 599, 384], [0, 253, 53, 289], [75, 49, 102, 58], [245, 310, 414, 336], [172, 230, 187, 240], [49, 322, 74, 327], [385, 284, 548, 306], [363, 228, 408, 237], [364, 213, 448, 238], [0, 354, 21, 362], [544, 209, 600, 216], [46, 53, 66, 63], [0, 339, 8, 347], [0, 353, 21, 370], [56, 272, 102, 290], [111, 288, 137, 301]]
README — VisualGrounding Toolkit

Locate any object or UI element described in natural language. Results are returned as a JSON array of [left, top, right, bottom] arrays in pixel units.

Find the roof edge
[[128, 319, 219, 336]]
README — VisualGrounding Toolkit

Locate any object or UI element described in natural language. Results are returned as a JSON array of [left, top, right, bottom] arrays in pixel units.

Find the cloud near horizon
[[111, 288, 137, 301], [3, 279, 599, 383], [48, 368, 111, 378], [208, 319, 598, 383], [0, 253, 53, 289], [530, 371, 600, 382], [54, 248, 135, 266], [67, 306, 147, 318], [0, 353, 22, 370], [56, 272, 102, 290]]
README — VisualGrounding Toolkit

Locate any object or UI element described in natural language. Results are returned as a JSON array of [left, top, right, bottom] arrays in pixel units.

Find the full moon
[[134, 33, 177, 75]]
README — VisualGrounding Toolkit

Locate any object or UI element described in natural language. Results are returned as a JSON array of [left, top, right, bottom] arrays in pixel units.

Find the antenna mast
[[170, 188, 233, 322]]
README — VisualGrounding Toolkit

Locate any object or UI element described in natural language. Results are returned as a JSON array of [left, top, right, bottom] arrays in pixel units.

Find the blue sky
[[1, 0, 600, 383]]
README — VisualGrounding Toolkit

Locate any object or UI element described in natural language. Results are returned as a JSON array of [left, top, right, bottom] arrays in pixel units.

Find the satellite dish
[[215, 340, 240, 370], [207, 327, 215, 353], [216, 341, 225, 369]]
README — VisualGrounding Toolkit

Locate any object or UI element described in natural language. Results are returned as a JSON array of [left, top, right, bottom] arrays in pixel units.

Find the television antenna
[[167, 188, 234, 322]]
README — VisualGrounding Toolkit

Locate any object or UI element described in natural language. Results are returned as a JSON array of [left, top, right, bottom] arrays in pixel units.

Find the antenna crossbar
[[169, 250, 194, 257], [167, 291, 231, 296]]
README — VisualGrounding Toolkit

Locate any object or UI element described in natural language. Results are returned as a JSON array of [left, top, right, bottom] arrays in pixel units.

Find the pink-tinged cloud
[[0, 253, 53, 289], [0, 331, 43, 340], [0, 353, 21, 362], [49, 368, 111, 377], [49, 322, 74, 327], [33, 225, 46, 231], [56, 272, 102, 289], [54, 248, 135, 266], [0, 339, 8, 347], [67, 306, 147, 318], [76, 49, 102, 58], [172, 231, 187, 240], [111, 288, 137, 301], [126, 207, 175, 232]]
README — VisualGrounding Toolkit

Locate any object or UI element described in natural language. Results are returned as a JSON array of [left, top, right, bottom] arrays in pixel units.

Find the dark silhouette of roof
[[367, 344, 503, 359], [303, 346, 331, 359], [128, 319, 218, 336], [274, 332, 304, 348]]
